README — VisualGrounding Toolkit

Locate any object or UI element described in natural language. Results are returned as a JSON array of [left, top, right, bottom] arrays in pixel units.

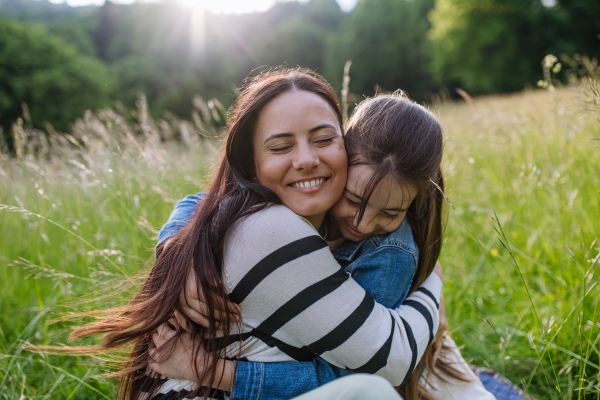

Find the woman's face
[[331, 165, 418, 242], [253, 90, 347, 226]]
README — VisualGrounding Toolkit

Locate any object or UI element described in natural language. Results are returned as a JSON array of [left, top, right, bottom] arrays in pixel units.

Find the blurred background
[[1, 0, 598, 147], [1, 1, 600, 399]]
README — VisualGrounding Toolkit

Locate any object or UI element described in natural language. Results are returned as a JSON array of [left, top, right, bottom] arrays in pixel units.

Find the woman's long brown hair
[[344, 93, 470, 399], [69, 67, 343, 400]]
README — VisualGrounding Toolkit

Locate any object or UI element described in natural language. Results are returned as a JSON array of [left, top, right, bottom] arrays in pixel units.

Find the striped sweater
[[152, 204, 442, 399]]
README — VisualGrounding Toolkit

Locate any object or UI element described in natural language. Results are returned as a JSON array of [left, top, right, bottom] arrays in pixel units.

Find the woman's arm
[[155, 196, 439, 392], [221, 205, 441, 386]]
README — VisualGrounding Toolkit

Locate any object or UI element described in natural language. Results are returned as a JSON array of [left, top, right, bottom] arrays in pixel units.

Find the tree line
[[0, 0, 598, 146]]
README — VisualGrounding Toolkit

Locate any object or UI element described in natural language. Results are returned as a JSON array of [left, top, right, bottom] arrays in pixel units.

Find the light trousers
[[291, 374, 403, 400], [291, 336, 496, 400], [422, 336, 496, 400]]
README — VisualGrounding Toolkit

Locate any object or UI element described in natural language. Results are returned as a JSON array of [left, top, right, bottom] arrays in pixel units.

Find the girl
[[70, 69, 444, 400], [151, 93, 497, 399]]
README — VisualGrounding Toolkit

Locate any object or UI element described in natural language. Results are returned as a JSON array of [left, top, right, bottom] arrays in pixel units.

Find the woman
[[71, 69, 443, 400], [150, 92, 502, 400]]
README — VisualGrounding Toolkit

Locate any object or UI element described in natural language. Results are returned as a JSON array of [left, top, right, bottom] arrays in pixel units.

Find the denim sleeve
[[230, 248, 418, 398], [348, 247, 417, 308], [156, 192, 205, 247], [231, 358, 345, 400]]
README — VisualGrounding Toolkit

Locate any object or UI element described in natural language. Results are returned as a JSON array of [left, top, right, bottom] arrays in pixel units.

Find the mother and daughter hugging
[[71, 68, 527, 400]]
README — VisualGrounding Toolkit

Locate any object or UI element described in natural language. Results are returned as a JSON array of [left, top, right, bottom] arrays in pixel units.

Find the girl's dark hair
[[344, 92, 469, 399], [69, 67, 342, 400], [345, 93, 443, 293]]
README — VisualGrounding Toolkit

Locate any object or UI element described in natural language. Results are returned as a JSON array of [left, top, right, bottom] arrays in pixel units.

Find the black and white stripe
[[154, 205, 442, 396]]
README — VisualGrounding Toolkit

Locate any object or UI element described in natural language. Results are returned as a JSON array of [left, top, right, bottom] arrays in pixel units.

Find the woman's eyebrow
[[263, 132, 294, 145], [309, 123, 337, 133], [264, 124, 337, 145]]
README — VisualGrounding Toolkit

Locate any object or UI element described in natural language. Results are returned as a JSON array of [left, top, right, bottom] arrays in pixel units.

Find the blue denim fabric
[[478, 372, 526, 400], [157, 193, 522, 400], [157, 193, 418, 311], [157, 193, 418, 400], [157, 193, 205, 248], [229, 224, 419, 400]]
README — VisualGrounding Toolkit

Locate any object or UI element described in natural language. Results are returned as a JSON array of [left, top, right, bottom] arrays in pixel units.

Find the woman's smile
[[253, 90, 347, 229], [288, 176, 329, 193]]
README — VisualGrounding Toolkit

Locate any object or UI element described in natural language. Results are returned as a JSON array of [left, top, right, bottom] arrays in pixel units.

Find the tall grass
[[0, 80, 599, 398]]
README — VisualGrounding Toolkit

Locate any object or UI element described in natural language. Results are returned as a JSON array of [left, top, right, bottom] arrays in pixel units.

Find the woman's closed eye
[[269, 144, 293, 153], [269, 136, 334, 153], [313, 136, 335, 145]]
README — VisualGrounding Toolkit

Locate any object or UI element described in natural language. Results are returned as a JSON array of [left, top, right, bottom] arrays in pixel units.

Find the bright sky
[[48, 0, 359, 13]]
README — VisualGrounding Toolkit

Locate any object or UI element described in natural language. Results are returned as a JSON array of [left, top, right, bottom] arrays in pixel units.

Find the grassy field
[[0, 85, 599, 399]]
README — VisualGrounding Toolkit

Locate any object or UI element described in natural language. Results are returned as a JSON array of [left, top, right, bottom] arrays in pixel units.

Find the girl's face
[[253, 90, 347, 228], [331, 165, 418, 242]]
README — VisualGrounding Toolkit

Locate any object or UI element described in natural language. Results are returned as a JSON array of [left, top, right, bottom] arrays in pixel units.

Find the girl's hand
[[148, 321, 201, 383], [178, 270, 241, 331], [148, 320, 235, 391]]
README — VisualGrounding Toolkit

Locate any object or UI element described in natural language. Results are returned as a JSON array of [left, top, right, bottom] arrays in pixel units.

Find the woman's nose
[[293, 142, 320, 170]]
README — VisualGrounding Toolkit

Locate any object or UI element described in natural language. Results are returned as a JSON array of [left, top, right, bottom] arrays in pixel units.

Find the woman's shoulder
[[223, 203, 332, 291], [227, 203, 321, 248]]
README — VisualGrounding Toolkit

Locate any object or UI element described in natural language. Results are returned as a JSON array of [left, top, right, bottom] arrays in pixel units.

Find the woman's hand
[[431, 292, 448, 366], [148, 320, 235, 391], [177, 270, 241, 330]]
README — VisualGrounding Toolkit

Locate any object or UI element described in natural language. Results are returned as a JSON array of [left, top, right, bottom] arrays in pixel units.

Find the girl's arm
[[157, 193, 204, 249]]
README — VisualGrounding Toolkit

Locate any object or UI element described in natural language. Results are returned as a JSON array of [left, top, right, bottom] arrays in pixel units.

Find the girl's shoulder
[[377, 217, 417, 255], [334, 217, 417, 262]]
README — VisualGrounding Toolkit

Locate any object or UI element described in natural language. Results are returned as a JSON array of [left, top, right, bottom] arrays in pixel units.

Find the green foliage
[[428, 0, 600, 94], [252, 0, 343, 70], [554, 0, 600, 57], [429, 0, 545, 93], [325, 0, 435, 100], [0, 20, 110, 139], [1, 0, 599, 139], [1, 87, 599, 398]]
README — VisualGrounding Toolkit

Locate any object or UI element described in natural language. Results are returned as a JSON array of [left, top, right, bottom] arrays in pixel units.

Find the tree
[[0, 20, 110, 141], [554, 0, 600, 58], [324, 0, 435, 100], [253, 0, 344, 71], [428, 0, 554, 94]]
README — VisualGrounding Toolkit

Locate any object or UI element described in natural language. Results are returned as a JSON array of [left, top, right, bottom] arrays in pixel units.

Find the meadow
[[0, 82, 599, 399]]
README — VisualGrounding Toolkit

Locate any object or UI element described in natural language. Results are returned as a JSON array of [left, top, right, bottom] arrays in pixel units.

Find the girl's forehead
[[347, 165, 417, 210]]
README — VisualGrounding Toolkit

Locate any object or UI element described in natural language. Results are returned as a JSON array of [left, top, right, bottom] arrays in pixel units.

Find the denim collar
[[333, 236, 371, 261], [333, 218, 416, 261]]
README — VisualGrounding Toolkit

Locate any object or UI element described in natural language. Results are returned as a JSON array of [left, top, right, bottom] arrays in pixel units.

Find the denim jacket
[[158, 193, 419, 400]]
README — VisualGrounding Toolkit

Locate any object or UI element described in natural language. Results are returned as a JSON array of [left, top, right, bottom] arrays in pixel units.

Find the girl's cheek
[[330, 200, 348, 220], [384, 217, 404, 233]]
